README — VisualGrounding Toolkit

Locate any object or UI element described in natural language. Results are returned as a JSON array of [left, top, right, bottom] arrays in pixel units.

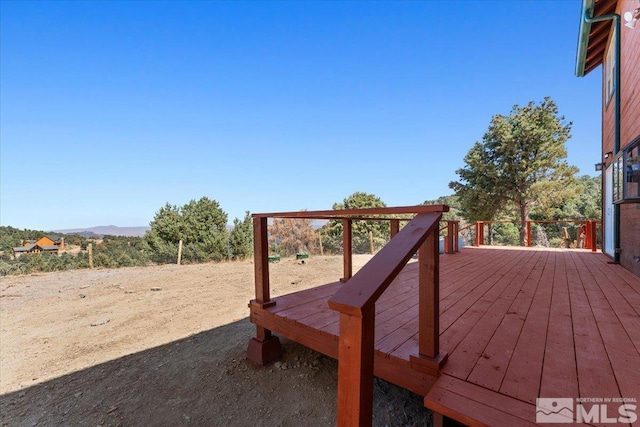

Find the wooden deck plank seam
[[495, 250, 551, 392], [467, 250, 551, 392], [585, 251, 640, 318], [568, 251, 640, 401], [563, 251, 622, 401], [439, 248, 523, 310], [441, 249, 543, 360], [535, 252, 577, 399], [439, 248, 534, 335], [538, 251, 579, 399], [498, 250, 554, 402], [578, 252, 640, 353]]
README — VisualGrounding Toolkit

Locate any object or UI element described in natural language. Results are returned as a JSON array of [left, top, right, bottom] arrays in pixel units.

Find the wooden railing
[[440, 220, 460, 254], [248, 205, 451, 426], [327, 207, 449, 426], [470, 219, 601, 251]]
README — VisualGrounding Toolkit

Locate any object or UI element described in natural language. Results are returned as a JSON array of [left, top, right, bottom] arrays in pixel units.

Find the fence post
[[369, 231, 374, 255], [88, 243, 93, 269], [526, 221, 532, 247], [177, 240, 183, 265]]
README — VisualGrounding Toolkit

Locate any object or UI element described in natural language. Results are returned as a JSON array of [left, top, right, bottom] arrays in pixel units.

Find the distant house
[[13, 235, 64, 258], [576, 0, 640, 277]]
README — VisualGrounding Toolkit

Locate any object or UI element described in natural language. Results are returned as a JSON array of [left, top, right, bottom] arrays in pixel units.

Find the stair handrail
[[328, 211, 449, 426]]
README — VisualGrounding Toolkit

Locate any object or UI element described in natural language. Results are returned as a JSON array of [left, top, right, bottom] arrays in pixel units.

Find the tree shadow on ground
[[1, 318, 438, 427]]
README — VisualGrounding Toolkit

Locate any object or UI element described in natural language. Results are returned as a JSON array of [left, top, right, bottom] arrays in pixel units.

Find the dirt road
[[0, 256, 434, 426]]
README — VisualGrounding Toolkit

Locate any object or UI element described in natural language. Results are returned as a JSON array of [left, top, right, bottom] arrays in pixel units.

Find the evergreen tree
[[229, 211, 253, 260], [144, 197, 228, 263], [321, 192, 389, 254], [450, 98, 577, 245]]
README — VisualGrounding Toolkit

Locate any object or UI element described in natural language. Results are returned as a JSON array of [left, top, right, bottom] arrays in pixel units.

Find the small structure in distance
[[12, 235, 64, 258]]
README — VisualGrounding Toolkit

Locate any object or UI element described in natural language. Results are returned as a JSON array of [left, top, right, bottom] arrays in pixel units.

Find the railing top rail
[[328, 212, 441, 317], [252, 204, 449, 220], [476, 219, 601, 224]]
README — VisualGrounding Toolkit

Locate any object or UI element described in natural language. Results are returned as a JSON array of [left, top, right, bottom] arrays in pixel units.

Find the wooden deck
[[250, 246, 640, 426]]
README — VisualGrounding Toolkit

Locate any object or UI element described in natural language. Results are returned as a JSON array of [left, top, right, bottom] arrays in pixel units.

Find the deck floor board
[[249, 246, 640, 426]]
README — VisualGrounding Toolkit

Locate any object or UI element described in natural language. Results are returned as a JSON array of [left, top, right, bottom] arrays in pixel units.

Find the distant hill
[[55, 226, 150, 238]]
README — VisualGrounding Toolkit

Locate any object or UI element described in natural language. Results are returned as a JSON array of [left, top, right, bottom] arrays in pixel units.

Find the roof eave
[[576, 0, 596, 77]]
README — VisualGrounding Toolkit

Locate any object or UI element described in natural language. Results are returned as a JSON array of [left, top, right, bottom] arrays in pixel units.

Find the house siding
[[601, 0, 640, 276], [619, 0, 640, 276], [620, 8, 640, 148], [620, 204, 640, 275]]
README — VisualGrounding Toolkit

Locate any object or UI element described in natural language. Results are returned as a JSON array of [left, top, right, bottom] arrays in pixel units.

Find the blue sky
[[1, 0, 601, 230]]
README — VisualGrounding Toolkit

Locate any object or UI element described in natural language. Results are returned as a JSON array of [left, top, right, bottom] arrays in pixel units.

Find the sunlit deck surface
[[250, 246, 640, 426]]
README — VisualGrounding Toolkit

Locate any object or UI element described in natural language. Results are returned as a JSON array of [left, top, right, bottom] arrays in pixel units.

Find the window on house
[[604, 31, 616, 107], [613, 137, 640, 203]]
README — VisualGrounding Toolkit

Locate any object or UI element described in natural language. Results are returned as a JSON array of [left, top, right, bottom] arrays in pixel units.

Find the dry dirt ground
[[0, 255, 437, 426]]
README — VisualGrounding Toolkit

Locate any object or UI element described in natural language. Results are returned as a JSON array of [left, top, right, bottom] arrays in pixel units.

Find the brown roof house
[[13, 235, 64, 258]]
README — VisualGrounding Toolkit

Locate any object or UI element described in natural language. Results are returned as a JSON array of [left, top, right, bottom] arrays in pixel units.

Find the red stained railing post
[[335, 307, 375, 426], [454, 221, 460, 252], [390, 219, 400, 239], [247, 216, 282, 365], [526, 221, 532, 247], [584, 221, 591, 249], [419, 230, 439, 357], [253, 216, 271, 305], [342, 219, 353, 282], [475, 221, 484, 246], [329, 212, 448, 425], [590, 220, 597, 252], [446, 221, 455, 254], [410, 225, 448, 375]]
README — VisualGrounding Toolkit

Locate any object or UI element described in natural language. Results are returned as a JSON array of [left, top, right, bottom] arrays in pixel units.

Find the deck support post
[[526, 221, 532, 247], [247, 216, 282, 365], [432, 412, 444, 427], [247, 331, 282, 366], [410, 229, 448, 375], [341, 219, 353, 282], [336, 308, 375, 426]]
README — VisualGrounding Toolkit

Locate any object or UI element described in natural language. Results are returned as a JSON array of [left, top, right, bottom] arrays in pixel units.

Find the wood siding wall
[[620, 0, 640, 147], [619, 0, 640, 276], [601, 0, 640, 276]]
